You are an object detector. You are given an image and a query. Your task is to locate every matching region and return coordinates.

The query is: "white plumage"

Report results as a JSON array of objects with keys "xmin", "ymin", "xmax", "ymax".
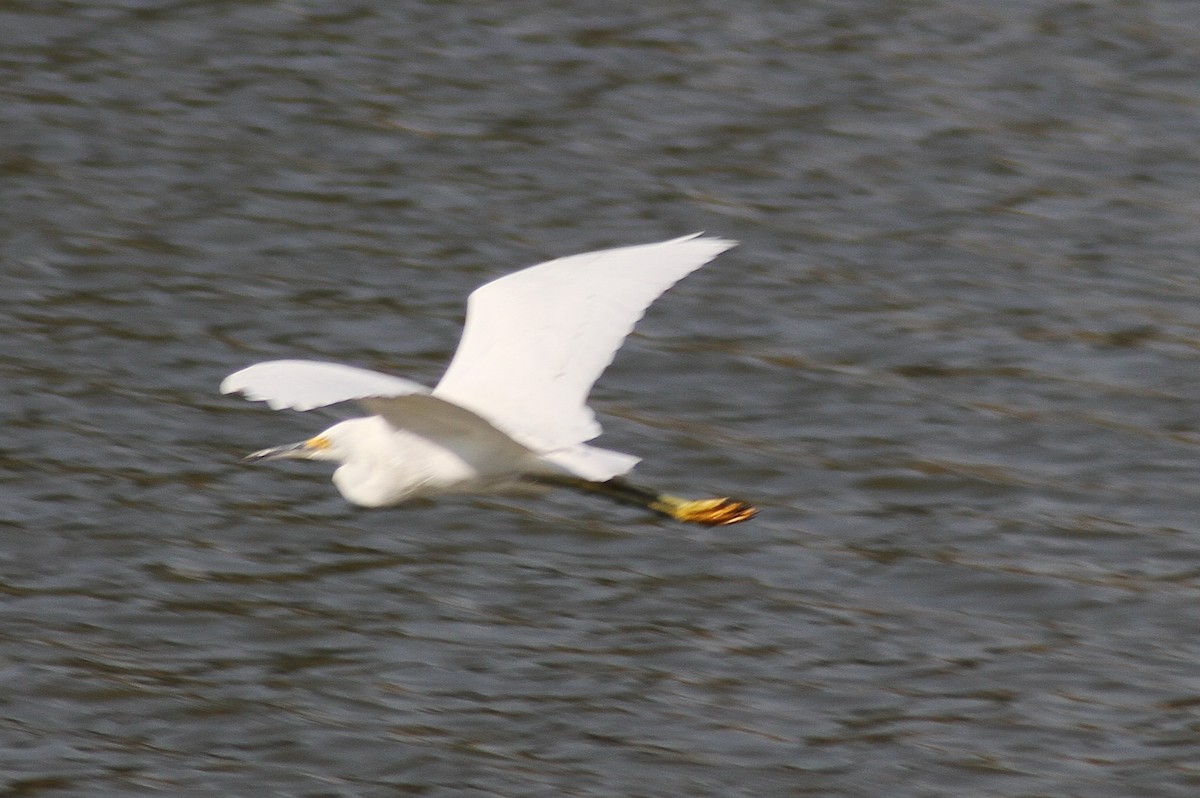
[{"xmin": 221, "ymin": 234, "xmax": 756, "ymax": 525}]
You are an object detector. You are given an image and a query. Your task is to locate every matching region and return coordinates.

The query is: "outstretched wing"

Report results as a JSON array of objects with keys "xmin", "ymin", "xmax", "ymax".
[
  {"xmin": 221, "ymin": 360, "xmax": 432, "ymax": 410},
  {"xmin": 433, "ymin": 234, "xmax": 736, "ymax": 452},
  {"xmin": 221, "ymin": 359, "xmax": 533, "ymax": 459}
]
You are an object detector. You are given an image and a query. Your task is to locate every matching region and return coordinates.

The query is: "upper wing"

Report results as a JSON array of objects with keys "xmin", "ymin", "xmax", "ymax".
[
  {"xmin": 433, "ymin": 234, "xmax": 736, "ymax": 452},
  {"xmin": 221, "ymin": 359, "xmax": 432, "ymax": 410}
]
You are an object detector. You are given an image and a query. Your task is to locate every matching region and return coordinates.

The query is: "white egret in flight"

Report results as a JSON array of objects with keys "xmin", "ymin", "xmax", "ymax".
[{"xmin": 221, "ymin": 234, "xmax": 756, "ymax": 525}]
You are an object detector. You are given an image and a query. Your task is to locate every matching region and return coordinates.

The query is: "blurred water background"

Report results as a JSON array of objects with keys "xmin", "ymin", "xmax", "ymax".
[{"xmin": 4, "ymin": 1, "xmax": 1200, "ymax": 795}]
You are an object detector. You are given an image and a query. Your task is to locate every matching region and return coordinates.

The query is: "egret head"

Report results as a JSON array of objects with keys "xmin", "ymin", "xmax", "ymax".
[
  {"xmin": 243, "ymin": 418, "xmax": 420, "ymax": 508},
  {"xmin": 243, "ymin": 420, "xmax": 363, "ymax": 464}
]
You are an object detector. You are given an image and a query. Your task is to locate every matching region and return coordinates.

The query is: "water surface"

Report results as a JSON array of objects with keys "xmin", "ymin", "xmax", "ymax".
[{"xmin": 3, "ymin": 1, "xmax": 1200, "ymax": 795}]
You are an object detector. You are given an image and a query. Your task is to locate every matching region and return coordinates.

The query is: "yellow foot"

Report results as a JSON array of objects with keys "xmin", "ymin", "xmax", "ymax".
[{"xmin": 653, "ymin": 496, "xmax": 758, "ymax": 526}]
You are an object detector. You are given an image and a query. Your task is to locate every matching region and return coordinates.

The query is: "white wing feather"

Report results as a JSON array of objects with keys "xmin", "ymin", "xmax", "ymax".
[
  {"xmin": 433, "ymin": 234, "xmax": 736, "ymax": 451},
  {"xmin": 220, "ymin": 360, "xmax": 432, "ymax": 411},
  {"xmin": 221, "ymin": 359, "xmax": 534, "ymax": 460},
  {"xmin": 220, "ymin": 234, "xmax": 735, "ymax": 477}
]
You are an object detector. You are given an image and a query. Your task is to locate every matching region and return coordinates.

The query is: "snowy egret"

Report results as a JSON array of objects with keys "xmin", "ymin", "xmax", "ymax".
[{"xmin": 221, "ymin": 234, "xmax": 756, "ymax": 525}]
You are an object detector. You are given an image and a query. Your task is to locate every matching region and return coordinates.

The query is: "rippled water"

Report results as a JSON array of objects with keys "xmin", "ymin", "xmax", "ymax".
[{"xmin": 4, "ymin": 1, "xmax": 1200, "ymax": 795}]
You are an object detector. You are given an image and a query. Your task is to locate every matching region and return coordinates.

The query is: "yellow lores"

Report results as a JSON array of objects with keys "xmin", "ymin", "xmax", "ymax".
[{"xmin": 223, "ymin": 235, "xmax": 757, "ymax": 526}]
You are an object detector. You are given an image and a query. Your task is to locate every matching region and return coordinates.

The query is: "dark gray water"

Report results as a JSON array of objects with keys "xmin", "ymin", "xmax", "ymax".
[{"xmin": 5, "ymin": 1, "xmax": 1200, "ymax": 795}]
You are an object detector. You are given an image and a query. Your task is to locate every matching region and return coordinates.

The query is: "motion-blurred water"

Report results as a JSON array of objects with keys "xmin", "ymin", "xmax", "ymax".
[{"xmin": 4, "ymin": 1, "xmax": 1200, "ymax": 795}]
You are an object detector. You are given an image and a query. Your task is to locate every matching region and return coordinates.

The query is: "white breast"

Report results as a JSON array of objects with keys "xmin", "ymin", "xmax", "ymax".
[{"xmin": 328, "ymin": 417, "xmax": 527, "ymax": 507}]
